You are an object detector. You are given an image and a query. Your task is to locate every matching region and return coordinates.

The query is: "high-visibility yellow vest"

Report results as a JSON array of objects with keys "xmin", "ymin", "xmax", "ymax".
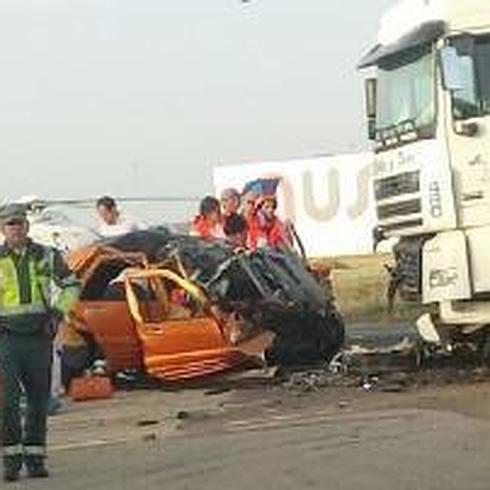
[
  {"xmin": 0, "ymin": 242, "xmax": 80, "ymax": 333},
  {"xmin": 0, "ymin": 253, "xmax": 46, "ymax": 317}
]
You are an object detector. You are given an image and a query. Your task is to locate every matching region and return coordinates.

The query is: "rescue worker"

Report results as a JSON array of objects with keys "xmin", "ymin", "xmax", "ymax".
[
  {"xmin": 190, "ymin": 196, "xmax": 224, "ymax": 240},
  {"xmin": 0, "ymin": 204, "xmax": 80, "ymax": 482},
  {"xmin": 220, "ymin": 188, "xmax": 241, "ymax": 217},
  {"xmin": 250, "ymin": 196, "xmax": 293, "ymax": 249}
]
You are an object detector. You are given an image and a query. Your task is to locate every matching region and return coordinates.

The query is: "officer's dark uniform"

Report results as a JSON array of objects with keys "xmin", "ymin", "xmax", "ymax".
[{"xmin": 0, "ymin": 205, "xmax": 80, "ymax": 481}]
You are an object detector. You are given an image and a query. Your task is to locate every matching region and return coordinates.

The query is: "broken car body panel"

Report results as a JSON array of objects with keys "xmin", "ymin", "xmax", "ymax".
[
  {"xmin": 62, "ymin": 230, "xmax": 344, "ymax": 382},
  {"xmin": 63, "ymin": 241, "xmax": 270, "ymax": 381},
  {"xmin": 124, "ymin": 269, "xmax": 252, "ymax": 381}
]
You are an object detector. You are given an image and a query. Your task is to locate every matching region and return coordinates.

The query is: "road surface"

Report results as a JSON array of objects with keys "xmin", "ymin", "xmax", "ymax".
[{"xmin": 11, "ymin": 374, "xmax": 490, "ymax": 490}]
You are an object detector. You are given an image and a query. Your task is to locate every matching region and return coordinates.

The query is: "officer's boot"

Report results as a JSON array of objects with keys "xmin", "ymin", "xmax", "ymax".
[
  {"xmin": 3, "ymin": 455, "xmax": 22, "ymax": 482},
  {"xmin": 25, "ymin": 455, "xmax": 49, "ymax": 479}
]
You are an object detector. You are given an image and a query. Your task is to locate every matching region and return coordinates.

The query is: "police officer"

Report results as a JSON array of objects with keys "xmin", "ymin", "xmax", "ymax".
[{"xmin": 0, "ymin": 204, "xmax": 80, "ymax": 482}]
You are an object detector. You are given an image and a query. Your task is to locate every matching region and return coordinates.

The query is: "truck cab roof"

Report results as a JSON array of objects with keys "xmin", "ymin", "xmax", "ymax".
[{"xmin": 359, "ymin": 0, "xmax": 490, "ymax": 69}]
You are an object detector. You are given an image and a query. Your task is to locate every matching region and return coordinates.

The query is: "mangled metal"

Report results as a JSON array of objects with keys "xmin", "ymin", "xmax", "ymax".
[
  {"xmin": 61, "ymin": 229, "xmax": 345, "ymax": 383},
  {"xmin": 202, "ymin": 247, "xmax": 345, "ymax": 366}
]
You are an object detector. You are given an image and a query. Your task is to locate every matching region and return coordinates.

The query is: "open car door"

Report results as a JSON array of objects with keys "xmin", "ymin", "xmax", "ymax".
[{"xmin": 124, "ymin": 269, "xmax": 250, "ymax": 381}]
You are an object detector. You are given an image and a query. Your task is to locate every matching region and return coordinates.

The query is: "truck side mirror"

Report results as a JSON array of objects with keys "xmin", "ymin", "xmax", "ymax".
[
  {"xmin": 365, "ymin": 78, "xmax": 377, "ymax": 140},
  {"xmin": 440, "ymin": 46, "xmax": 464, "ymax": 91}
]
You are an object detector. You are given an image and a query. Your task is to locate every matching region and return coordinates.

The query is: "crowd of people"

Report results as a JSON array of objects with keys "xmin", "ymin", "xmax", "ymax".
[
  {"xmin": 95, "ymin": 185, "xmax": 294, "ymax": 251},
  {"xmin": 189, "ymin": 187, "xmax": 293, "ymax": 250}
]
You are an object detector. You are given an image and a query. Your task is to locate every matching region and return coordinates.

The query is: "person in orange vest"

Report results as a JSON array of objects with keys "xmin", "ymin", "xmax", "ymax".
[
  {"xmin": 190, "ymin": 196, "xmax": 224, "ymax": 240},
  {"xmin": 253, "ymin": 196, "xmax": 293, "ymax": 249}
]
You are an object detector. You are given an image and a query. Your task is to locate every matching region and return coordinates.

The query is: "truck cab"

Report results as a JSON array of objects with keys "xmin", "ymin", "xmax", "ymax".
[{"xmin": 359, "ymin": 0, "xmax": 490, "ymax": 342}]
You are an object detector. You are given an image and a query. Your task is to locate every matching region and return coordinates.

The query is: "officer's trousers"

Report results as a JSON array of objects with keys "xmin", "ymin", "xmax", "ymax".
[{"xmin": 0, "ymin": 332, "xmax": 52, "ymax": 470}]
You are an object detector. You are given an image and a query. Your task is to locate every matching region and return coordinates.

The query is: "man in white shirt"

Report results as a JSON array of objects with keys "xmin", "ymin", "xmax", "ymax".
[{"xmin": 96, "ymin": 196, "xmax": 142, "ymax": 238}]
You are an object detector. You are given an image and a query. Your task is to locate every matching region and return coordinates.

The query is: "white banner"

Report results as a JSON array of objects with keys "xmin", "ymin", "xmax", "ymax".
[{"xmin": 213, "ymin": 153, "xmax": 376, "ymax": 257}]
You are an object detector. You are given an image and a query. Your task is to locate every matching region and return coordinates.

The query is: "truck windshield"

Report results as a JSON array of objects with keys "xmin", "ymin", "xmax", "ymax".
[
  {"xmin": 377, "ymin": 46, "xmax": 435, "ymax": 139},
  {"xmin": 451, "ymin": 35, "xmax": 490, "ymax": 120}
]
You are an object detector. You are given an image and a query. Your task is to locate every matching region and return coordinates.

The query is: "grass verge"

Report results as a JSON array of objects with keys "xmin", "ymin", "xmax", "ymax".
[{"xmin": 310, "ymin": 254, "xmax": 424, "ymax": 324}]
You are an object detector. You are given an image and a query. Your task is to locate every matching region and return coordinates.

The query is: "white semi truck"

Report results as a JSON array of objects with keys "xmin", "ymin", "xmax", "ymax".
[{"xmin": 359, "ymin": 0, "xmax": 490, "ymax": 346}]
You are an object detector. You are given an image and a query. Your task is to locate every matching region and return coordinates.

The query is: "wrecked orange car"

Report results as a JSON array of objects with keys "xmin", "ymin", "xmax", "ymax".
[
  {"xmin": 61, "ymin": 240, "xmax": 270, "ymax": 385},
  {"xmin": 60, "ymin": 230, "xmax": 344, "ymax": 385}
]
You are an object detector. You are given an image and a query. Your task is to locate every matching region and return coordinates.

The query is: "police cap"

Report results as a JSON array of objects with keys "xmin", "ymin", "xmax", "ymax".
[{"xmin": 0, "ymin": 204, "xmax": 28, "ymax": 226}]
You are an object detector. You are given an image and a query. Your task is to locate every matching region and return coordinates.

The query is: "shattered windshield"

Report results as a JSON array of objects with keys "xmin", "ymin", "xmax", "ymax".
[
  {"xmin": 377, "ymin": 46, "xmax": 435, "ymax": 138},
  {"xmin": 450, "ymin": 35, "xmax": 490, "ymax": 120}
]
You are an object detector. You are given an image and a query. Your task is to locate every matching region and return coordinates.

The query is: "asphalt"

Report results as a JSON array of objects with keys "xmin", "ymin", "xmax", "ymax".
[
  {"xmin": 7, "ymin": 320, "xmax": 490, "ymax": 490},
  {"xmin": 14, "ymin": 405, "xmax": 490, "ymax": 490}
]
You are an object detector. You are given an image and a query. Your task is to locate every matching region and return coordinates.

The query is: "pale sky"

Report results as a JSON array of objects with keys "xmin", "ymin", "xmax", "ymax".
[{"xmin": 0, "ymin": 0, "xmax": 395, "ymax": 204}]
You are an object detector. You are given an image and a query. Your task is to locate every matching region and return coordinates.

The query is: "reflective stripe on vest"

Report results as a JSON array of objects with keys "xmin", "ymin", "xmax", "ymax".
[
  {"xmin": 0, "ymin": 304, "xmax": 47, "ymax": 316},
  {"xmin": 3, "ymin": 445, "xmax": 23, "ymax": 456},
  {"xmin": 24, "ymin": 445, "xmax": 46, "ymax": 456}
]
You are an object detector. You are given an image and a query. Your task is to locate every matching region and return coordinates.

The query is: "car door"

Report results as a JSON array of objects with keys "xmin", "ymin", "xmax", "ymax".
[{"xmin": 124, "ymin": 269, "xmax": 248, "ymax": 381}]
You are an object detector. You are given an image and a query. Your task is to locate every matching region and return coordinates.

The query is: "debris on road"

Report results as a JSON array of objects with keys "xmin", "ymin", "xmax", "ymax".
[
  {"xmin": 278, "ymin": 333, "xmax": 490, "ymax": 395},
  {"xmin": 136, "ymin": 420, "xmax": 160, "ymax": 427},
  {"xmin": 176, "ymin": 411, "xmax": 190, "ymax": 421},
  {"xmin": 141, "ymin": 433, "xmax": 158, "ymax": 443}
]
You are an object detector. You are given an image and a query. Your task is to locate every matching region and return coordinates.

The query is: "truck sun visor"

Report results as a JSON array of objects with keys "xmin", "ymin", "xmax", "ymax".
[{"xmin": 358, "ymin": 20, "xmax": 447, "ymax": 69}]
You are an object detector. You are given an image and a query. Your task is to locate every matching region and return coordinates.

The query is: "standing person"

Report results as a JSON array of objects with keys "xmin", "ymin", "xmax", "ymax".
[
  {"xmin": 0, "ymin": 205, "xmax": 80, "ymax": 482},
  {"xmin": 240, "ymin": 190, "xmax": 258, "ymax": 220},
  {"xmin": 240, "ymin": 190, "xmax": 261, "ymax": 249},
  {"xmin": 220, "ymin": 188, "xmax": 241, "ymax": 218},
  {"xmin": 96, "ymin": 195, "xmax": 142, "ymax": 238},
  {"xmin": 190, "ymin": 196, "xmax": 224, "ymax": 240},
  {"xmin": 252, "ymin": 196, "xmax": 293, "ymax": 249}
]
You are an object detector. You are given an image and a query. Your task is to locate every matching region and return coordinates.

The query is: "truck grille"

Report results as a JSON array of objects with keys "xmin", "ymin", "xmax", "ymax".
[
  {"xmin": 374, "ymin": 171, "xmax": 420, "ymax": 200},
  {"xmin": 375, "ymin": 171, "xmax": 422, "ymax": 233},
  {"xmin": 382, "ymin": 219, "xmax": 424, "ymax": 233},
  {"xmin": 377, "ymin": 199, "xmax": 421, "ymax": 220}
]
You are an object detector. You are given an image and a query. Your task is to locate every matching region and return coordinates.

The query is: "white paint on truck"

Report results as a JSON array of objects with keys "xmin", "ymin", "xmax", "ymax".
[{"xmin": 360, "ymin": 0, "xmax": 490, "ymax": 333}]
